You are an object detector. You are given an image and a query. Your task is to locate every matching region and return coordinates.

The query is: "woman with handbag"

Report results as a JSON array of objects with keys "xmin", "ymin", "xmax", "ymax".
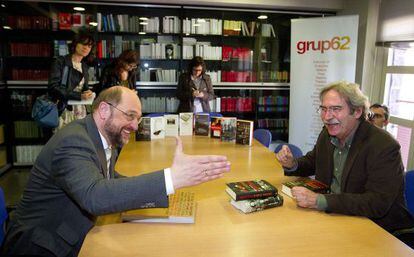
[
  {"xmin": 48, "ymin": 31, "xmax": 95, "ymax": 130},
  {"xmin": 97, "ymin": 49, "xmax": 138, "ymax": 95}
]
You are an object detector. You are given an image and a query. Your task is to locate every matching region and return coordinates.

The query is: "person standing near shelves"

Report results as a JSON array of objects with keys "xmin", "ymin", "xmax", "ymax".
[
  {"xmin": 176, "ymin": 56, "xmax": 215, "ymax": 113},
  {"xmin": 48, "ymin": 31, "xmax": 95, "ymax": 130},
  {"xmin": 97, "ymin": 49, "xmax": 138, "ymax": 95}
]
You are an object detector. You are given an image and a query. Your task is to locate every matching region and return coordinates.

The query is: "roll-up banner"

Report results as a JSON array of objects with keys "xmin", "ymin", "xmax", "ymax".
[{"xmin": 289, "ymin": 15, "xmax": 359, "ymax": 153}]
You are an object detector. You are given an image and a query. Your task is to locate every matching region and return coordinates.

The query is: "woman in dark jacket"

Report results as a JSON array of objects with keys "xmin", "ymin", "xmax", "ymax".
[
  {"xmin": 176, "ymin": 56, "xmax": 214, "ymax": 113},
  {"xmin": 48, "ymin": 31, "xmax": 95, "ymax": 129},
  {"xmin": 98, "ymin": 49, "xmax": 138, "ymax": 95}
]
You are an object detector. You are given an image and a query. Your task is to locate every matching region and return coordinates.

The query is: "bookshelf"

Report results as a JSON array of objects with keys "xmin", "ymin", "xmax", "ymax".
[{"xmin": 0, "ymin": 1, "xmax": 329, "ymax": 167}]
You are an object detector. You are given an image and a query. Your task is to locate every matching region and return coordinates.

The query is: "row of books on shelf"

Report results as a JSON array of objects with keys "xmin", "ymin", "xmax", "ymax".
[
  {"xmin": 9, "ymin": 43, "xmax": 52, "ymax": 57},
  {"xmin": 14, "ymin": 145, "xmax": 43, "ymax": 164},
  {"xmin": 257, "ymin": 96, "xmax": 289, "ymax": 106},
  {"xmin": 96, "ymin": 37, "xmax": 137, "ymax": 59},
  {"xmin": 140, "ymin": 69, "xmax": 177, "ymax": 83},
  {"xmin": 223, "ymin": 21, "xmax": 276, "ymax": 38},
  {"xmin": 14, "ymin": 121, "xmax": 43, "ymax": 139},
  {"xmin": 10, "ymin": 91, "xmax": 35, "ymax": 112},
  {"xmin": 182, "ymin": 45, "xmax": 222, "ymax": 61},
  {"xmin": 257, "ymin": 118, "xmax": 288, "ymax": 128},
  {"xmin": 136, "ymin": 113, "xmax": 255, "ymax": 146},
  {"xmin": 220, "ymin": 97, "xmax": 254, "ymax": 112},
  {"xmin": 257, "ymin": 106, "xmax": 289, "ymax": 112},
  {"xmin": 140, "ymin": 97, "xmax": 179, "ymax": 114},
  {"xmin": 222, "ymin": 46, "xmax": 252, "ymax": 61},
  {"xmin": 259, "ymin": 71, "xmax": 289, "ymax": 83},
  {"xmin": 182, "ymin": 18, "xmax": 222, "ymax": 35},
  {"xmin": 11, "ymin": 69, "xmax": 48, "ymax": 81},
  {"xmin": 6, "ymin": 16, "xmax": 50, "ymax": 30},
  {"xmin": 96, "ymin": 14, "xmax": 159, "ymax": 33},
  {"xmin": 140, "ymin": 43, "xmax": 181, "ymax": 60}
]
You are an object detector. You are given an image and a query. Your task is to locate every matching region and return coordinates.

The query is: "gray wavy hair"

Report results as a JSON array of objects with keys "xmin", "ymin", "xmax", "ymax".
[{"xmin": 320, "ymin": 81, "xmax": 369, "ymax": 121}]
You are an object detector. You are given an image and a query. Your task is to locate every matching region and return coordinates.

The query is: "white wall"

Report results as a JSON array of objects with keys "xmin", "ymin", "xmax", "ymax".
[{"xmin": 337, "ymin": 0, "xmax": 381, "ymax": 103}]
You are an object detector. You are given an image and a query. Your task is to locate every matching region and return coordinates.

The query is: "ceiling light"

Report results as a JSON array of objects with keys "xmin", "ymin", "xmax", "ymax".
[
  {"xmin": 1, "ymin": 4, "xmax": 6, "ymax": 8},
  {"xmin": 139, "ymin": 32, "xmax": 146, "ymax": 35},
  {"xmin": 143, "ymin": 63, "xmax": 149, "ymax": 68},
  {"xmin": 89, "ymin": 22, "xmax": 98, "ymax": 26},
  {"xmin": 139, "ymin": 22, "xmax": 148, "ymax": 25},
  {"xmin": 139, "ymin": 17, "xmax": 149, "ymax": 21},
  {"xmin": 3, "ymin": 26, "xmax": 11, "ymax": 30},
  {"xmin": 258, "ymin": 15, "xmax": 268, "ymax": 20},
  {"xmin": 73, "ymin": 7, "xmax": 85, "ymax": 11}
]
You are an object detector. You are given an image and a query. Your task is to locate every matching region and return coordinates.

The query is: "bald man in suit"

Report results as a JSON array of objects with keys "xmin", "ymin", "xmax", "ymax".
[{"xmin": 2, "ymin": 87, "xmax": 230, "ymax": 256}]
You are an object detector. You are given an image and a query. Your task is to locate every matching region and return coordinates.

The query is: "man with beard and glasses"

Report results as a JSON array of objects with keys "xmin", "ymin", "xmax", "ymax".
[
  {"xmin": 275, "ymin": 81, "xmax": 414, "ymax": 249},
  {"xmin": 1, "ymin": 86, "xmax": 231, "ymax": 256}
]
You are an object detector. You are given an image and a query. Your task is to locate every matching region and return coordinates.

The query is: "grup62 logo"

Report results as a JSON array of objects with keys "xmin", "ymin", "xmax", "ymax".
[{"xmin": 296, "ymin": 36, "xmax": 351, "ymax": 54}]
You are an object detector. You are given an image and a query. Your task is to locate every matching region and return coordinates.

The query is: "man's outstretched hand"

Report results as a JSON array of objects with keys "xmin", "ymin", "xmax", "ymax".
[{"xmin": 170, "ymin": 137, "xmax": 231, "ymax": 189}]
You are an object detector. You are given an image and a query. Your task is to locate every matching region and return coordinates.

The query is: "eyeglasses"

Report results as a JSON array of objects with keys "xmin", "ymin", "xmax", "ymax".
[
  {"xmin": 368, "ymin": 113, "xmax": 384, "ymax": 120},
  {"xmin": 317, "ymin": 105, "xmax": 343, "ymax": 115},
  {"xmin": 105, "ymin": 101, "xmax": 142, "ymax": 124}
]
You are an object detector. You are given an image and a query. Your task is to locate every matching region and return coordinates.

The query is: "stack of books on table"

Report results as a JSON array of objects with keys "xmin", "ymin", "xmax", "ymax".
[{"xmin": 225, "ymin": 179, "xmax": 283, "ymax": 214}]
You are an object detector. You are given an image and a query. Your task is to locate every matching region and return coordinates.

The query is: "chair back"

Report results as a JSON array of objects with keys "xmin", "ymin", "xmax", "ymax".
[
  {"xmin": 0, "ymin": 187, "xmax": 7, "ymax": 245},
  {"xmin": 253, "ymin": 129, "xmax": 272, "ymax": 148},
  {"xmin": 144, "ymin": 113, "xmax": 165, "ymax": 117},
  {"xmin": 405, "ymin": 170, "xmax": 414, "ymax": 215},
  {"xmin": 274, "ymin": 143, "xmax": 303, "ymax": 158},
  {"xmin": 209, "ymin": 112, "xmax": 223, "ymax": 117}
]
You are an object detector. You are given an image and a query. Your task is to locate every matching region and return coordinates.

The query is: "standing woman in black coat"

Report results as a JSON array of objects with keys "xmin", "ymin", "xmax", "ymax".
[
  {"xmin": 48, "ymin": 31, "xmax": 95, "ymax": 130},
  {"xmin": 176, "ymin": 56, "xmax": 214, "ymax": 113},
  {"xmin": 98, "ymin": 49, "xmax": 138, "ymax": 95}
]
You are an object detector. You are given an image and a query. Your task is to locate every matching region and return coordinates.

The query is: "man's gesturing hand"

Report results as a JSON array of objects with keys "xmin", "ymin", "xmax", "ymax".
[{"xmin": 171, "ymin": 137, "xmax": 231, "ymax": 190}]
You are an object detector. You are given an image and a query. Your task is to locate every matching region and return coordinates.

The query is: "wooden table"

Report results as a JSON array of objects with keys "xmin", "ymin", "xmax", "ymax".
[{"xmin": 79, "ymin": 137, "xmax": 414, "ymax": 257}]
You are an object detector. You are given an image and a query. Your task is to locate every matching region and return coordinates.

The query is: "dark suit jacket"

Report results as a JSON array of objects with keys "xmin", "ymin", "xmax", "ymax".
[
  {"xmin": 287, "ymin": 120, "xmax": 414, "ymax": 233},
  {"xmin": 176, "ymin": 73, "xmax": 214, "ymax": 113},
  {"xmin": 2, "ymin": 115, "xmax": 168, "ymax": 256}
]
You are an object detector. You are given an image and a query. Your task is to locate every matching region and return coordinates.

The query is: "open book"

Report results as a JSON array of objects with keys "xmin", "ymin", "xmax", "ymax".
[
  {"xmin": 122, "ymin": 191, "xmax": 196, "ymax": 223},
  {"xmin": 67, "ymin": 92, "xmax": 96, "ymax": 105}
]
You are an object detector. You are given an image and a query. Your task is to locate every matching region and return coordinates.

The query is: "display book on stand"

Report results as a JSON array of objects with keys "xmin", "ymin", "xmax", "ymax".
[
  {"xmin": 135, "ymin": 112, "xmax": 254, "ymax": 146},
  {"xmin": 226, "ymin": 180, "xmax": 283, "ymax": 214}
]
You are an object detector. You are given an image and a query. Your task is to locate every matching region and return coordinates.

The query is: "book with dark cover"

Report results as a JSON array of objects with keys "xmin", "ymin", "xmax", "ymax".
[
  {"xmin": 230, "ymin": 194, "xmax": 283, "ymax": 214},
  {"xmin": 226, "ymin": 180, "xmax": 277, "ymax": 201},
  {"xmin": 122, "ymin": 192, "xmax": 196, "ymax": 224},
  {"xmin": 282, "ymin": 178, "xmax": 330, "ymax": 198},
  {"xmin": 236, "ymin": 119, "xmax": 254, "ymax": 146},
  {"xmin": 221, "ymin": 117, "xmax": 237, "ymax": 142},
  {"xmin": 194, "ymin": 113, "xmax": 210, "ymax": 136},
  {"xmin": 210, "ymin": 116, "xmax": 222, "ymax": 138},
  {"xmin": 135, "ymin": 117, "xmax": 151, "ymax": 141}
]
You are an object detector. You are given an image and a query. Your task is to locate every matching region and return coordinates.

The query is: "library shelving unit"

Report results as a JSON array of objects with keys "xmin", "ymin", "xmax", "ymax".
[{"xmin": 0, "ymin": 1, "xmax": 331, "ymax": 167}]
